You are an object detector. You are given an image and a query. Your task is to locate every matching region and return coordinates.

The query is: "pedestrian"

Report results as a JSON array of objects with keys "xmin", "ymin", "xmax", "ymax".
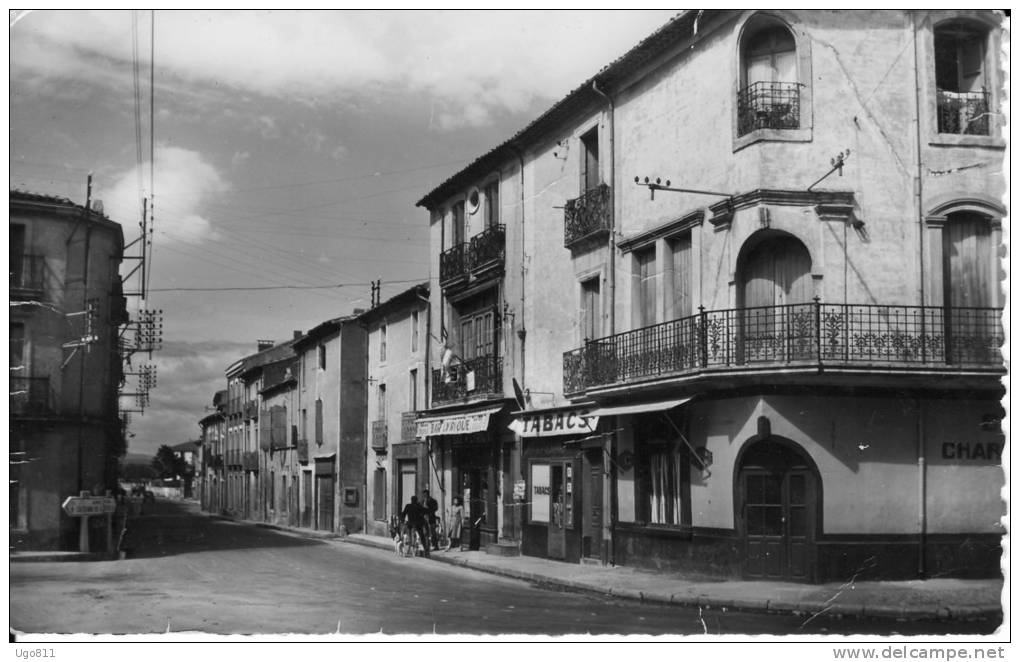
[
  {"xmin": 400, "ymin": 495, "xmax": 429, "ymax": 558},
  {"xmin": 422, "ymin": 489, "xmax": 439, "ymax": 550},
  {"xmin": 446, "ymin": 495, "xmax": 464, "ymax": 551}
]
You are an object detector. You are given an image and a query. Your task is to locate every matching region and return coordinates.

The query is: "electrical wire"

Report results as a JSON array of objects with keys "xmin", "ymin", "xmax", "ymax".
[{"xmin": 148, "ymin": 278, "xmax": 425, "ymax": 293}]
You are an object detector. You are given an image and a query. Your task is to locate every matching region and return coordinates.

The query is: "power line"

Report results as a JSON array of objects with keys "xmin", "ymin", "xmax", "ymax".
[{"xmin": 148, "ymin": 278, "xmax": 426, "ymax": 293}]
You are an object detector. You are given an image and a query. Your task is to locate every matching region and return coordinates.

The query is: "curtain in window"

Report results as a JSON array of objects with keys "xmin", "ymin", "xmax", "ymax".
[
  {"xmin": 649, "ymin": 451, "xmax": 683, "ymax": 525},
  {"xmin": 670, "ymin": 234, "xmax": 692, "ymax": 320}
]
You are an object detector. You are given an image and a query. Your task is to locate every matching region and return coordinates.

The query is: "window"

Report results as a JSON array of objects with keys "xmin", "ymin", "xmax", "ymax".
[
  {"xmin": 318, "ymin": 344, "xmax": 326, "ymax": 370},
  {"xmin": 373, "ymin": 468, "xmax": 387, "ymax": 521},
  {"xmin": 580, "ymin": 127, "xmax": 600, "ymax": 192},
  {"xmin": 738, "ymin": 23, "xmax": 799, "ymax": 136},
  {"xmin": 635, "ymin": 414, "xmax": 690, "ymax": 527},
  {"xmin": 668, "ymin": 233, "xmax": 693, "ymax": 320},
  {"xmin": 634, "ymin": 247, "xmax": 657, "ymax": 328},
  {"xmin": 411, "ymin": 310, "xmax": 420, "ymax": 353},
  {"xmin": 935, "ymin": 23, "xmax": 990, "ymax": 135},
  {"xmin": 10, "ymin": 323, "xmax": 25, "ymax": 369},
  {"xmin": 580, "ymin": 277, "xmax": 601, "ymax": 342},
  {"xmin": 409, "ymin": 369, "xmax": 418, "ymax": 410},
  {"xmin": 380, "ymin": 324, "xmax": 387, "ymax": 362},
  {"xmin": 10, "ymin": 224, "xmax": 25, "ymax": 287},
  {"xmin": 378, "ymin": 383, "xmax": 387, "ymax": 420},
  {"xmin": 314, "ymin": 399, "xmax": 323, "ymax": 446},
  {"xmin": 943, "ymin": 212, "xmax": 995, "ymax": 307},
  {"xmin": 452, "ymin": 201, "xmax": 465, "ymax": 245},
  {"xmin": 301, "ymin": 408, "xmax": 307, "ymax": 441},
  {"xmin": 484, "ymin": 181, "xmax": 500, "ymax": 228},
  {"xmin": 456, "ymin": 291, "xmax": 498, "ymax": 362}
]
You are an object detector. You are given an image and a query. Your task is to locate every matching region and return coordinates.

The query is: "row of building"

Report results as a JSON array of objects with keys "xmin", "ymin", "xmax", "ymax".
[{"xmin": 194, "ymin": 10, "xmax": 1006, "ymax": 582}]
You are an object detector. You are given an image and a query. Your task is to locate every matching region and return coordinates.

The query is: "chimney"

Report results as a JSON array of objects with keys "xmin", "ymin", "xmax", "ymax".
[
  {"xmin": 257, "ymin": 340, "xmax": 274, "ymax": 352},
  {"xmin": 293, "ymin": 330, "xmax": 302, "ymax": 340},
  {"xmin": 353, "ymin": 308, "xmax": 366, "ymax": 315}
]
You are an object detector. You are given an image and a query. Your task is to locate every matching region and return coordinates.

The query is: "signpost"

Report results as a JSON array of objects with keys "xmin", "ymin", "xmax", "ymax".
[{"xmin": 62, "ymin": 491, "xmax": 117, "ymax": 553}]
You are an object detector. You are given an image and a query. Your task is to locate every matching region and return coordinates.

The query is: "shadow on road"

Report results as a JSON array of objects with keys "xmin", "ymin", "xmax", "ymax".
[{"xmin": 122, "ymin": 499, "xmax": 327, "ymax": 559}]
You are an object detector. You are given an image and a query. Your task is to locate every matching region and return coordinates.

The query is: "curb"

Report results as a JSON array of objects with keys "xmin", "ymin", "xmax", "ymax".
[
  {"xmin": 337, "ymin": 536, "xmax": 1001, "ymax": 623},
  {"xmin": 10, "ymin": 551, "xmax": 120, "ymax": 563}
]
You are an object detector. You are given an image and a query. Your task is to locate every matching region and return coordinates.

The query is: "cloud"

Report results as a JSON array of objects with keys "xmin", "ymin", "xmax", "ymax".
[
  {"xmin": 10, "ymin": 10, "xmax": 677, "ymax": 129},
  {"xmin": 100, "ymin": 145, "xmax": 227, "ymax": 243}
]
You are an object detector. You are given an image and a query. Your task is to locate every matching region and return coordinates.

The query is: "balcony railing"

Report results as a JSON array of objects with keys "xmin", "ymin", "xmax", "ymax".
[
  {"xmin": 468, "ymin": 224, "xmax": 505, "ymax": 275},
  {"xmin": 737, "ymin": 81, "xmax": 801, "ymax": 136},
  {"xmin": 937, "ymin": 89, "xmax": 990, "ymax": 135},
  {"xmin": 431, "ymin": 354, "xmax": 503, "ymax": 406},
  {"xmin": 440, "ymin": 243, "xmax": 468, "ymax": 287},
  {"xmin": 563, "ymin": 302, "xmax": 1004, "ymax": 395},
  {"xmin": 401, "ymin": 411, "xmax": 418, "ymax": 442},
  {"xmin": 10, "ymin": 376, "xmax": 53, "ymax": 415},
  {"xmin": 371, "ymin": 419, "xmax": 388, "ymax": 452},
  {"xmin": 9, "ymin": 254, "xmax": 46, "ymax": 300},
  {"xmin": 564, "ymin": 184, "xmax": 611, "ymax": 248},
  {"xmin": 439, "ymin": 225, "xmax": 506, "ymax": 289}
]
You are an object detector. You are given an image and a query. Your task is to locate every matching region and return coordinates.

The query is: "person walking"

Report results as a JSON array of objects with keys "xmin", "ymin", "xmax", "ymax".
[
  {"xmin": 400, "ymin": 495, "xmax": 429, "ymax": 558},
  {"xmin": 446, "ymin": 495, "xmax": 464, "ymax": 551},
  {"xmin": 422, "ymin": 489, "xmax": 439, "ymax": 551}
]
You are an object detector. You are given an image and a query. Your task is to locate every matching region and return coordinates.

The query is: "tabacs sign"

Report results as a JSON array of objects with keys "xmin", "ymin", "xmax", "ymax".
[{"xmin": 509, "ymin": 408, "xmax": 599, "ymax": 438}]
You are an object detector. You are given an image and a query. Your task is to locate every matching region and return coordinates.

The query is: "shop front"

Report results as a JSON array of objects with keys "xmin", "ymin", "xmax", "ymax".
[
  {"xmin": 512, "ymin": 405, "xmax": 608, "ymax": 564},
  {"xmin": 416, "ymin": 403, "xmax": 512, "ymax": 550}
]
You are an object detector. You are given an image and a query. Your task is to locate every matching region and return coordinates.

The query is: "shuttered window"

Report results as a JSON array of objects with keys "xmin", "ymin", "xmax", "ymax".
[
  {"xmin": 944, "ymin": 212, "xmax": 994, "ymax": 307},
  {"xmin": 635, "ymin": 247, "xmax": 657, "ymax": 328},
  {"xmin": 580, "ymin": 127, "xmax": 600, "ymax": 192},
  {"xmin": 580, "ymin": 277, "xmax": 601, "ymax": 342},
  {"xmin": 314, "ymin": 398, "xmax": 323, "ymax": 446},
  {"xmin": 271, "ymin": 405, "xmax": 288, "ymax": 448},
  {"xmin": 373, "ymin": 468, "xmax": 386, "ymax": 521},
  {"xmin": 484, "ymin": 181, "xmax": 500, "ymax": 228},
  {"xmin": 669, "ymin": 233, "xmax": 692, "ymax": 320},
  {"xmin": 259, "ymin": 409, "xmax": 272, "ymax": 451}
]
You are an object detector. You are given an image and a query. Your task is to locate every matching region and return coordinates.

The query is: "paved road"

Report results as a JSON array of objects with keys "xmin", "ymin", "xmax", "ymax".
[{"xmin": 10, "ymin": 501, "xmax": 996, "ymax": 636}]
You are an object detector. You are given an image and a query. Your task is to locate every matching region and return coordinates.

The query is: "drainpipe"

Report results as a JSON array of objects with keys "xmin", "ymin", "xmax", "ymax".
[
  {"xmin": 591, "ymin": 79, "xmax": 616, "ymax": 565},
  {"xmin": 917, "ymin": 398, "xmax": 927, "ymax": 578},
  {"xmin": 509, "ymin": 143, "xmax": 526, "ymax": 547},
  {"xmin": 911, "ymin": 13, "xmax": 926, "ymax": 310}
]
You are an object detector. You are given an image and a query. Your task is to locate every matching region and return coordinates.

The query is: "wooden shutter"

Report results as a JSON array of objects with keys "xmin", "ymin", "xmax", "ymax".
[
  {"xmin": 259, "ymin": 409, "xmax": 272, "ymax": 451},
  {"xmin": 314, "ymin": 398, "xmax": 323, "ymax": 446},
  {"xmin": 271, "ymin": 405, "xmax": 287, "ymax": 449},
  {"xmin": 670, "ymin": 234, "xmax": 692, "ymax": 319},
  {"xmin": 636, "ymin": 248, "xmax": 657, "ymax": 327},
  {"xmin": 945, "ymin": 213, "xmax": 992, "ymax": 307}
]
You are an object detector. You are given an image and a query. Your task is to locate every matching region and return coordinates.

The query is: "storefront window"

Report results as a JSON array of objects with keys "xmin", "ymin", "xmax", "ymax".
[
  {"xmin": 636, "ymin": 413, "xmax": 691, "ymax": 527},
  {"xmin": 530, "ymin": 463, "xmax": 550, "ymax": 523}
]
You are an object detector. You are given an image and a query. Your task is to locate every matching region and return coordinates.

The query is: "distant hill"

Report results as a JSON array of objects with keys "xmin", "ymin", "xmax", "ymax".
[{"xmin": 122, "ymin": 452, "xmax": 154, "ymax": 466}]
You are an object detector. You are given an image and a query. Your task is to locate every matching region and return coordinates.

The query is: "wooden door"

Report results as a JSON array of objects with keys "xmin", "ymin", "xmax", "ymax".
[
  {"xmin": 739, "ymin": 235, "xmax": 812, "ymax": 363},
  {"xmin": 582, "ymin": 452, "xmax": 603, "ymax": 560},
  {"xmin": 302, "ymin": 471, "xmax": 312, "ymax": 528},
  {"xmin": 316, "ymin": 474, "xmax": 335, "ymax": 532},
  {"xmin": 742, "ymin": 463, "xmax": 815, "ymax": 581}
]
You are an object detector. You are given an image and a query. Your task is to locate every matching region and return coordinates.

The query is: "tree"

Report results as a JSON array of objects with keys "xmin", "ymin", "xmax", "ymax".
[{"xmin": 151, "ymin": 444, "xmax": 186, "ymax": 480}]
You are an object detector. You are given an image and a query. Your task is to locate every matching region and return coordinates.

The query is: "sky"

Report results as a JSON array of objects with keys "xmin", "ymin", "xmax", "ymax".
[{"xmin": 9, "ymin": 9, "xmax": 679, "ymax": 459}]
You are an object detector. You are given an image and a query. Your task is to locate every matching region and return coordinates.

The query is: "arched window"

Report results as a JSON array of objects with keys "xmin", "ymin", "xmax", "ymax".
[
  {"xmin": 934, "ymin": 22, "xmax": 991, "ymax": 135},
  {"xmin": 738, "ymin": 23, "xmax": 800, "ymax": 136},
  {"xmin": 942, "ymin": 211, "xmax": 994, "ymax": 307}
]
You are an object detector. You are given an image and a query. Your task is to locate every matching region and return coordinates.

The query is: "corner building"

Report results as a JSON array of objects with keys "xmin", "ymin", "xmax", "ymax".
[{"xmin": 419, "ymin": 10, "xmax": 1005, "ymax": 580}]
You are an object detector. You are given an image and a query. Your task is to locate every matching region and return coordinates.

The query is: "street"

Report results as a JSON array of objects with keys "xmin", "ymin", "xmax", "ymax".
[{"xmin": 10, "ymin": 501, "xmax": 997, "ymax": 637}]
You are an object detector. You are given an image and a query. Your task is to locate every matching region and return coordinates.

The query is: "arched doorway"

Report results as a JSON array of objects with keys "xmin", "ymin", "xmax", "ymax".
[
  {"xmin": 737, "ymin": 232, "xmax": 813, "ymax": 363},
  {"xmin": 736, "ymin": 437, "xmax": 818, "ymax": 581}
]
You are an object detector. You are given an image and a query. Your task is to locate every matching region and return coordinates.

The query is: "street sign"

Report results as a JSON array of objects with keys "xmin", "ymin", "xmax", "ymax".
[{"xmin": 62, "ymin": 495, "xmax": 117, "ymax": 517}]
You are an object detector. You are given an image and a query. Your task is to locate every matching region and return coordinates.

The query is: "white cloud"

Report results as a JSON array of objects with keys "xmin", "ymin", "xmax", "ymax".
[
  {"xmin": 101, "ymin": 145, "xmax": 227, "ymax": 244},
  {"xmin": 10, "ymin": 9, "xmax": 677, "ymax": 129}
]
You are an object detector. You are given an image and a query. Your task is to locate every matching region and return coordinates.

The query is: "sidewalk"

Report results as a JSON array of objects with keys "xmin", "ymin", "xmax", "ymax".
[{"xmin": 339, "ymin": 533, "xmax": 1003, "ymax": 623}]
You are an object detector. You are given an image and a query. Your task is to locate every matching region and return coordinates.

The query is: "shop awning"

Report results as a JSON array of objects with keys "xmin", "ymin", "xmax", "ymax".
[
  {"xmin": 415, "ymin": 405, "xmax": 505, "ymax": 438},
  {"xmin": 588, "ymin": 397, "xmax": 691, "ymax": 418},
  {"xmin": 508, "ymin": 405, "xmax": 600, "ymax": 438}
]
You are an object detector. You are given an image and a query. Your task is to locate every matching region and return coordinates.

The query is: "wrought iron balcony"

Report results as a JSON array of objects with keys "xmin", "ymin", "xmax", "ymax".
[
  {"xmin": 468, "ymin": 224, "xmax": 505, "ymax": 276},
  {"xmin": 937, "ymin": 89, "xmax": 990, "ymax": 135},
  {"xmin": 563, "ymin": 302, "xmax": 1004, "ymax": 396},
  {"xmin": 737, "ymin": 81, "xmax": 801, "ymax": 136},
  {"xmin": 371, "ymin": 419, "xmax": 388, "ymax": 452},
  {"xmin": 440, "ymin": 243, "xmax": 468, "ymax": 287},
  {"xmin": 10, "ymin": 376, "xmax": 53, "ymax": 416},
  {"xmin": 431, "ymin": 354, "xmax": 503, "ymax": 406},
  {"xmin": 564, "ymin": 184, "xmax": 611, "ymax": 248},
  {"xmin": 9, "ymin": 254, "xmax": 46, "ymax": 300},
  {"xmin": 401, "ymin": 411, "xmax": 418, "ymax": 442}
]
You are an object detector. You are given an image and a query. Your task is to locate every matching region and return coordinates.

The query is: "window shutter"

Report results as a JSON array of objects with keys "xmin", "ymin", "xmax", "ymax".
[
  {"xmin": 271, "ymin": 405, "xmax": 287, "ymax": 449},
  {"xmin": 259, "ymin": 409, "xmax": 272, "ymax": 451},
  {"xmin": 314, "ymin": 398, "xmax": 324, "ymax": 446}
]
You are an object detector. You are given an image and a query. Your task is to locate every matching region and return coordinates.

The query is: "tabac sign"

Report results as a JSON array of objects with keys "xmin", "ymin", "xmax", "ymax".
[{"xmin": 509, "ymin": 408, "xmax": 599, "ymax": 438}]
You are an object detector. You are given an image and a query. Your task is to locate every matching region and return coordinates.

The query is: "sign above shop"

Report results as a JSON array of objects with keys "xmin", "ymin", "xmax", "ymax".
[
  {"xmin": 416, "ymin": 406, "xmax": 503, "ymax": 438},
  {"xmin": 508, "ymin": 407, "xmax": 599, "ymax": 438}
]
